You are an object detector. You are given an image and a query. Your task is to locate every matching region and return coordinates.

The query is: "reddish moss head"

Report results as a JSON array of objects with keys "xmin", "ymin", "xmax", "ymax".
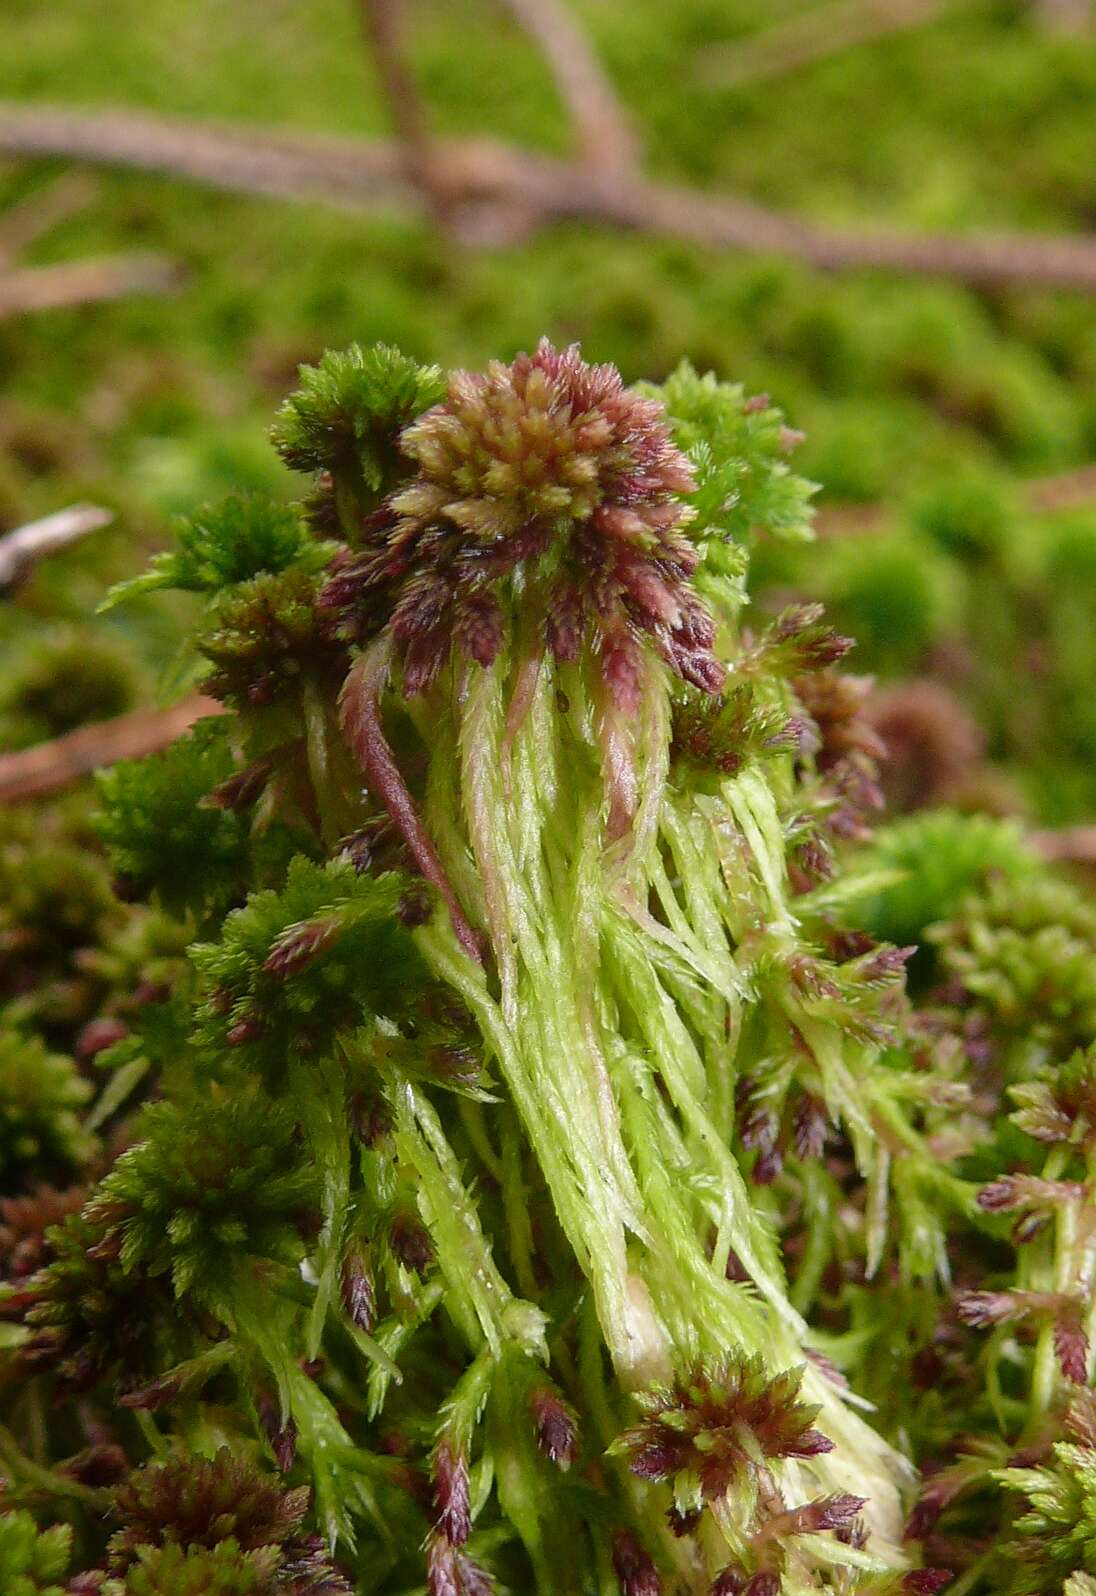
[
  {"xmin": 322, "ymin": 339, "xmax": 723, "ymax": 709},
  {"xmin": 107, "ymin": 1449, "xmax": 312, "ymax": 1569},
  {"xmin": 614, "ymin": 1354, "xmax": 833, "ymax": 1505}
]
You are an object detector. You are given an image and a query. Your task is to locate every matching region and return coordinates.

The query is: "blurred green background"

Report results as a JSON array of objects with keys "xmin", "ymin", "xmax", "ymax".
[{"xmin": 2, "ymin": 0, "xmax": 1095, "ymax": 819}]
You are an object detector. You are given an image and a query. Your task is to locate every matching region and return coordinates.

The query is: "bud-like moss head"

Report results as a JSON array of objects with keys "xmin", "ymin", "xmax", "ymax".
[{"xmin": 323, "ymin": 339, "xmax": 724, "ymax": 709}]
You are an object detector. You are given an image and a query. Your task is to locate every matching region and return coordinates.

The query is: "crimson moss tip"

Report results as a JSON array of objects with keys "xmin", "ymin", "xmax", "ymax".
[
  {"xmin": 320, "ymin": 337, "xmax": 723, "ymax": 708},
  {"xmin": 615, "ymin": 1355, "xmax": 833, "ymax": 1503}
]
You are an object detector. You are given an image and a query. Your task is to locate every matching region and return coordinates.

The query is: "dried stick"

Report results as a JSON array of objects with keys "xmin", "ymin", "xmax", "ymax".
[
  {"xmin": 0, "ymin": 104, "xmax": 411, "ymax": 210},
  {"xmin": 5, "ymin": 103, "xmax": 1096, "ymax": 293},
  {"xmin": 0, "ymin": 252, "xmax": 184, "ymax": 319},
  {"xmin": 623, "ymin": 170, "xmax": 1096, "ymax": 291},
  {"xmin": 0, "ymin": 696, "xmax": 221, "ymax": 805},
  {"xmin": 0, "ymin": 504, "xmax": 114, "ymax": 590},
  {"xmin": 0, "ymin": 171, "xmax": 98, "ymax": 267},
  {"xmin": 700, "ymin": 0, "xmax": 954, "ymax": 90},
  {"xmin": 1024, "ymin": 463, "xmax": 1096, "ymax": 514},
  {"xmin": 1030, "ymin": 826, "xmax": 1096, "ymax": 865},
  {"xmin": 815, "ymin": 462, "xmax": 1096, "ymax": 539},
  {"xmin": 1033, "ymin": 0, "xmax": 1091, "ymax": 31},
  {"xmin": 358, "ymin": 0, "xmax": 452, "ymax": 218},
  {"xmin": 497, "ymin": 0, "xmax": 638, "ymax": 176},
  {"xmin": 813, "ymin": 502, "xmax": 889, "ymax": 539}
]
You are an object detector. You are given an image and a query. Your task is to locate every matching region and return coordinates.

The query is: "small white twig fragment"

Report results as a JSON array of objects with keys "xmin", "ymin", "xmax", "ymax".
[{"xmin": 0, "ymin": 503, "xmax": 114, "ymax": 590}]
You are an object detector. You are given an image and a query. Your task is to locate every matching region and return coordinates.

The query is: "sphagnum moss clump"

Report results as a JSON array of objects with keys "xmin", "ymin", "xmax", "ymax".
[{"xmin": 3, "ymin": 339, "xmax": 1093, "ymax": 1595}]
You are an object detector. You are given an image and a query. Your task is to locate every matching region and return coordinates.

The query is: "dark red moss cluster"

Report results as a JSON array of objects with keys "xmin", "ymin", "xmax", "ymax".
[
  {"xmin": 320, "ymin": 338, "xmax": 724, "ymax": 708},
  {"xmin": 615, "ymin": 1354, "xmax": 833, "ymax": 1502}
]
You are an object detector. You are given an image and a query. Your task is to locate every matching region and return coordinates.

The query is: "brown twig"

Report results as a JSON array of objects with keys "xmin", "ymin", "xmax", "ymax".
[
  {"xmin": 0, "ymin": 696, "xmax": 222, "ymax": 805},
  {"xmin": 0, "ymin": 170, "xmax": 98, "ymax": 267},
  {"xmin": 813, "ymin": 502, "xmax": 889, "ymax": 538},
  {"xmin": 0, "ymin": 104, "xmax": 410, "ymax": 207},
  {"xmin": 0, "ymin": 504, "xmax": 114, "ymax": 591},
  {"xmin": 699, "ymin": 0, "xmax": 955, "ymax": 91},
  {"xmin": 357, "ymin": 0, "xmax": 453, "ymax": 221},
  {"xmin": 1033, "ymin": 0, "xmax": 1091, "ymax": 32},
  {"xmin": 5, "ymin": 105, "xmax": 1096, "ymax": 292},
  {"xmin": 815, "ymin": 462, "xmax": 1096, "ymax": 539},
  {"xmin": 1030, "ymin": 826, "xmax": 1096, "ymax": 865},
  {"xmin": 0, "ymin": 251, "xmax": 184, "ymax": 318},
  {"xmin": 497, "ymin": 0, "xmax": 638, "ymax": 177},
  {"xmin": 1023, "ymin": 464, "xmax": 1096, "ymax": 514}
]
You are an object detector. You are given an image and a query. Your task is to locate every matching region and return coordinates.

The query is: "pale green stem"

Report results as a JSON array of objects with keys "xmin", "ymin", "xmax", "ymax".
[
  {"xmin": 0, "ymin": 1421, "xmax": 109, "ymax": 1510},
  {"xmin": 415, "ymin": 921, "xmax": 651, "ymax": 1379},
  {"xmin": 501, "ymin": 1113, "xmax": 541, "ymax": 1303},
  {"xmin": 392, "ymin": 1078, "xmax": 546, "ymax": 1360},
  {"xmin": 1030, "ymin": 1144, "xmax": 1068, "ymax": 1422},
  {"xmin": 301, "ymin": 677, "xmax": 343, "ymax": 849}
]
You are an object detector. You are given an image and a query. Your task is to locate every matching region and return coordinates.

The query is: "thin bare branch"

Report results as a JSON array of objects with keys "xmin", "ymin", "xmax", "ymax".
[
  {"xmin": 5, "ymin": 105, "xmax": 1096, "ymax": 292},
  {"xmin": 358, "ymin": 0, "xmax": 452, "ymax": 218},
  {"xmin": 1030, "ymin": 826, "xmax": 1096, "ymax": 865},
  {"xmin": 0, "ymin": 696, "xmax": 222, "ymax": 805},
  {"xmin": 814, "ymin": 502, "xmax": 888, "ymax": 539},
  {"xmin": 699, "ymin": 0, "xmax": 955, "ymax": 91},
  {"xmin": 619, "ymin": 169, "xmax": 1096, "ymax": 291},
  {"xmin": 497, "ymin": 0, "xmax": 638, "ymax": 176},
  {"xmin": 0, "ymin": 170, "xmax": 98, "ymax": 268},
  {"xmin": 1024, "ymin": 463, "xmax": 1096, "ymax": 514},
  {"xmin": 0, "ymin": 103, "xmax": 411, "ymax": 206},
  {"xmin": 815, "ymin": 462, "xmax": 1096, "ymax": 539},
  {"xmin": 0, "ymin": 504, "xmax": 114, "ymax": 591},
  {"xmin": 1033, "ymin": 0, "xmax": 1091, "ymax": 32},
  {"xmin": 0, "ymin": 252, "xmax": 184, "ymax": 319}
]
